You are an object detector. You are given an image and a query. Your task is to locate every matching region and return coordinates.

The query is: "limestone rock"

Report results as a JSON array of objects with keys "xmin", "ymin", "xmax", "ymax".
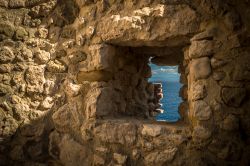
[
  {"xmin": 93, "ymin": 154, "xmax": 105, "ymax": 165},
  {"xmin": 0, "ymin": 22, "xmax": 15, "ymax": 39},
  {"xmin": 0, "ymin": 46, "xmax": 15, "ymax": 63},
  {"xmin": 211, "ymin": 58, "xmax": 227, "ymax": 69},
  {"xmin": 191, "ymin": 28, "xmax": 216, "ymax": 41},
  {"xmin": 40, "ymin": 96, "xmax": 54, "ymax": 110},
  {"xmin": 64, "ymin": 81, "xmax": 81, "ymax": 97},
  {"xmin": 78, "ymin": 44, "xmax": 116, "ymax": 72},
  {"xmin": 0, "ymin": 64, "xmax": 12, "ymax": 73},
  {"xmin": 94, "ymin": 122, "xmax": 137, "ymax": 145},
  {"xmin": 77, "ymin": 71, "xmax": 113, "ymax": 82},
  {"xmin": 37, "ymin": 27, "xmax": 48, "ymax": 39},
  {"xmin": 144, "ymin": 147, "xmax": 177, "ymax": 165},
  {"xmin": 191, "ymin": 81, "xmax": 206, "ymax": 101},
  {"xmin": 0, "ymin": 0, "xmax": 8, "ymax": 7},
  {"xmin": 84, "ymin": 86, "xmax": 102, "ymax": 120},
  {"xmin": 13, "ymin": 101, "xmax": 30, "ymax": 120},
  {"xmin": 221, "ymin": 114, "xmax": 239, "ymax": 131},
  {"xmin": 212, "ymin": 71, "xmax": 226, "ymax": 81},
  {"xmin": 52, "ymin": 103, "xmax": 81, "ymax": 133},
  {"xmin": 47, "ymin": 60, "xmax": 67, "ymax": 73},
  {"xmin": 113, "ymin": 153, "xmax": 127, "ymax": 165},
  {"xmin": 221, "ymin": 88, "xmax": 246, "ymax": 107},
  {"xmin": 69, "ymin": 51, "xmax": 87, "ymax": 64},
  {"xmin": 0, "ymin": 111, "xmax": 18, "ymax": 137},
  {"xmin": 26, "ymin": 65, "xmax": 45, "ymax": 93},
  {"xmin": 192, "ymin": 100, "xmax": 212, "ymax": 121},
  {"xmin": 15, "ymin": 27, "xmax": 28, "ymax": 40},
  {"xmin": 189, "ymin": 40, "xmax": 214, "ymax": 58},
  {"xmin": 34, "ymin": 49, "xmax": 50, "ymax": 64},
  {"xmin": 59, "ymin": 135, "xmax": 88, "ymax": 166},
  {"xmin": 141, "ymin": 124, "xmax": 162, "ymax": 137},
  {"xmin": 20, "ymin": 123, "xmax": 45, "ymax": 138},
  {"xmin": 190, "ymin": 57, "xmax": 211, "ymax": 80},
  {"xmin": 192, "ymin": 126, "xmax": 211, "ymax": 141},
  {"xmin": 99, "ymin": 4, "xmax": 198, "ymax": 46},
  {"xmin": 9, "ymin": 0, "xmax": 25, "ymax": 8},
  {"xmin": 16, "ymin": 46, "xmax": 33, "ymax": 62}
]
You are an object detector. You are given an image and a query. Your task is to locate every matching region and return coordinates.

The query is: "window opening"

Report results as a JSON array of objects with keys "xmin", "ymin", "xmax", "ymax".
[{"xmin": 149, "ymin": 63, "xmax": 183, "ymax": 122}]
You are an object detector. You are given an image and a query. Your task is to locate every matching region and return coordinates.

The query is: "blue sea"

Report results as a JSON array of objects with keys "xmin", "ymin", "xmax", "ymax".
[{"xmin": 149, "ymin": 64, "xmax": 182, "ymax": 122}]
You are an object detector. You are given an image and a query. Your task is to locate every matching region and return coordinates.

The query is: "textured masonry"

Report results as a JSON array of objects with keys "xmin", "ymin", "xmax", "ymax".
[{"xmin": 0, "ymin": 0, "xmax": 250, "ymax": 166}]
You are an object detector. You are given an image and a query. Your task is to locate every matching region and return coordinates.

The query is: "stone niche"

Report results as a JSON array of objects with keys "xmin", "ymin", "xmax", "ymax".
[{"xmin": 77, "ymin": 45, "xmax": 188, "ymax": 122}]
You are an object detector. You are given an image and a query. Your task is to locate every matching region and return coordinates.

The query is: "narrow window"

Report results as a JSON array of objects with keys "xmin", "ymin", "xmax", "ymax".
[{"xmin": 149, "ymin": 63, "xmax": 183, "ymax": 122}]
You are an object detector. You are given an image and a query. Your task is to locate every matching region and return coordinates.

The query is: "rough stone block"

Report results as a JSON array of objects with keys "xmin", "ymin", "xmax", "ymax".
[
  {"xmin": 189, "ymin": 40, "xmax": 214, "ymax": 58},
  {"xmin": 190, "ymin": 57, "xmax": 211, "ymax": 80},
  {"xmin": 94, "ymin": 122, "xmax": 137, "ymax": 145},
  {"xmin": 26, "ymin": 65, "xmax": 45, "ymax": 93},
  {"xmin": 191, "ymin": 81, "xmax": 207, "ymax": 101},
  {"xmin": 221, "ymin": 87, "xmax": 246, "ymax": 107},
  {"xmin": 0, "ymin": 46, "xmax": 15, "ymax": 63},
  {"xmin": 192, "ymin": 100, "xmax": 212, "ymax": 121},
  {"xmin": 144, "ymin": 147, "xmax": 177, "ymax": 165},
  {"xmin": 141, "ymin": 124, "xmax": 162, "ymax": 137},
  {"xmin": 79, "ymin": 44, "xmax": 116, "ymax": 72}
]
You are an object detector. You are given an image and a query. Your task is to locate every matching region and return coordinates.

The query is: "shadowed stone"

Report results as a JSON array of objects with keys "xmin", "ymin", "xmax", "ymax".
[
  {"xmin": 190, "ymin": 57, "xmax": 211, "ymax": 80},
  {"xmin": 192, "ymin": 100, "xmax": 212, "ymax": 121},
  {"xmin": 221, "ymin": 87, "xmax": 246, "ymax": 107}
]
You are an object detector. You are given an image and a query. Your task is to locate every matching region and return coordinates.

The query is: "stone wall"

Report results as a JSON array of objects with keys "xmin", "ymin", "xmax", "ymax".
[{"xmin": 0, "ymin": 0, "xmax": 250, "ymax": 166}]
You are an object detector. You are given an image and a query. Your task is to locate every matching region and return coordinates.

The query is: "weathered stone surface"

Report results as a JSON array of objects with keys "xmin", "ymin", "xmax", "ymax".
[
  {"xmin": 59, "ymin": 135, "xmax": 88, "ymax": 166},
  {"xmin": 34, "ymin": 49, "xmax": 50, "ymax": 64},
  {"xmin": 0, "ymin": 22, "xmax": 15, "ymax": 39},
  {"xmin": 93, "ymin": 154, "xmax": 105, "ymax": 165},
  {"xmin": 221, "ymin": 88, "xmax": 246, "ymax": 107},
  {"xmin": 64, "ymin": 81, "xmax": 81, "ymax": 97},
  {"xmin": 47, "ymin": 60, "xmax": 67, "ymax": 73},
  {"xmin": 99, "ymin": 4, "xmax": 198, "ymax": 46},
  {"xmin": 69, "ymin": 51, "xmax": 87, "ymax": 64},
  {"xmin": 191, "ymin": 81, "xmax": 206, "ymax": 101},
  {"xmin": 192, "ymin": 100, "xmax": 212, "ymax": 121},
  {"xmin": 9, "ymin": 0, "xmax": 25, "ymax": 8},
  {"xmin": 37, "ymin": 27, "xmax": 48, "ymax": 39},
  {"xmin": 79, "ymin": 44, "xmax": 116, "ymax": 72},
  {"xmin": 221, "ymin": 114, "xmax": 239, "ymax": 131},
  {"xmin": 77, "ymin": 71, "xmax": 113, "ymax": 82},
  {"xmin": 15, "ymin": 27, "xmax": 28, "ymax": 40},
  {"xmin": 212, "ymin": 71, "xmax": 226, "ymax": 81},
  {"xmin": 211, "ymin": 58, "xmax": 227, "ymax": 69},
  {"xmin": 144, "ymin": 147, "xmax": 178, "ymax": 165},
  {"xmin": 40, "ymin": 96, "xmax": 54, "ymax": 110},
  {"xmin": 26, "ymin": 65, "xmax": 45, "ymax": 93},
  {"xmin": 16, "ymin": 46, "xmax": 33, "ymax": 62},
  {"xmin": 192, "ymin": 126, "xmax": 211, "ymax": 141},
  {"xmin": 113, "ymin": 153, "xmax": 127, "ymax": 165},
  {"xmin": 190, "ymin": 57, "xmax": 211, "ymax": 80},
  {"xmin": 94, "ymin": 122, "xmax": 137, "ymax": 145},
  {"xmin": 52, "ymin": 103, "xmax": 81, "ymax": 133},
  {"xmin": 0, "ymin": 46, "xmax": 15, "ymax": 63},
  {"xmin": 0, "ymin": 109, "xmax": 18, "ymax": 137},
  {"xmin": 141, "ymin": 124, "xmax": 162, "ymax": 137},
  {"xmin": 189, "ymin": 40, "xmax": 214, "ymax": 58},
  {"xmin": 20, "ymin": 123, "xmax": 44, "ymax": 138}
]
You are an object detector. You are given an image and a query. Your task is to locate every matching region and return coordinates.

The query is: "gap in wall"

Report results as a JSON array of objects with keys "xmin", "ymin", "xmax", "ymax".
[{"xmin": 149, "ymin": 62, "xmax": 183, "ymax": 122}]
